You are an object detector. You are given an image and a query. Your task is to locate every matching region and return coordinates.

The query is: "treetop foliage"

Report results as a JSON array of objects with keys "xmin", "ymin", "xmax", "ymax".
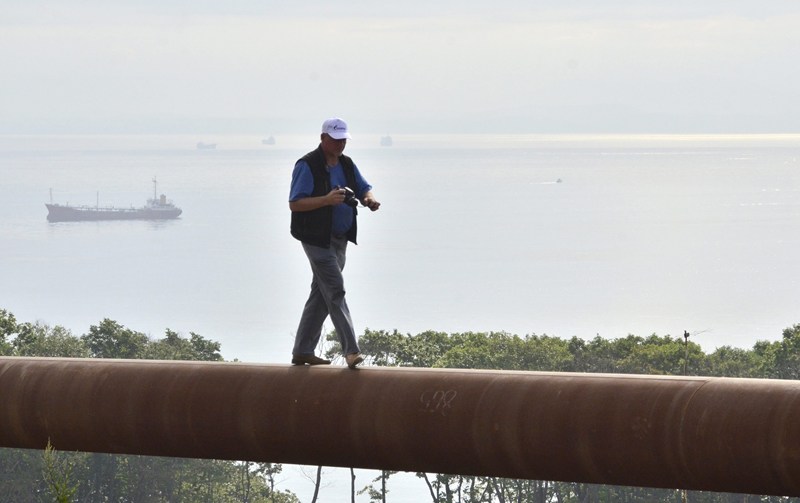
[
  {"xmin": 353, "ymin": 325, "xmax": 800, "ymax": 379},
  {"xmin": 0, "ymin": 309, "xmax": 223, "ymax": 362}
]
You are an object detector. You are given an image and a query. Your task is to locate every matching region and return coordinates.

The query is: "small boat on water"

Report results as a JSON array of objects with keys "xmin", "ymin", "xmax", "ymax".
[
  {"xmin": 196, "ymin": 142, "xmax": 217, "ymax": 150},
  {"xmin": 46, "ymin": 179, "xmax": 182, "ymax": 222},
  {"xmin": 261, "ymin": 136, "xmax": 276, "ymax": 145},
  {"xmin": 380, "ymin": 135, "xmax": 393, "ymax": 147}
]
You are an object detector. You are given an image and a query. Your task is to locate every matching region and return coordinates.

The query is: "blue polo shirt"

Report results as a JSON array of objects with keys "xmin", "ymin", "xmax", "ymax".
[{"xmin": 289, "ymin": 159, "xmax": 372, "ymax": 237}]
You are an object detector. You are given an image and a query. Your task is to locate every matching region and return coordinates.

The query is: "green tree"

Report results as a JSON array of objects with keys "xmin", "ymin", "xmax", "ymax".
[
  {"xmin": 615, "ymin": 334, "xmax": 686, "ymax": 375},
  {"xmin": 400, "ymin": 330, "xmax": 456, "ymax": 367},
  {"xmin": 417, "ymin": 472, "xmax": 464, "ymax": 503},
  {"xmin": 145, "ymin": 328, "xmax": 223, "ymax": 361},
  {"xmin": 189, "ymin": 332, "xmax": 224, "ymax": 361},
  {"xmin": 750, "ymin": 339, "xmax": 781, "ymax": 378},
  {"xmin": 82, "ymin": 318, "xmax": 149, "ymax": 359},
  {"xmin": 703, "ymin": 346, "xmax": 761, "ymax": 378},
  {"xmin": 520, "ymin": 335, "xmax": 573, "ymax": 371},
  {"xmin": 772, "ymin": 324, "xmax": 800, "ymax": 380},
  {"xmin": 359, "ymin": 470, "xmax": 397, "ymax": 502},
  {"xmin": 42, "ymin": 441, "xmax": 81, "ymax": 503},
  {"xmin": 358, "ymin": 329, "xmax": 406, "ymax": 366},
  {"xmin": 356, "ymin": 329, "xmax": 456, "ymax": 367},
  {"xmin": 435, "ymin": 332, "xmax": 511, "ymax": 369},
  {"xmin": 13, "ymin": 322, "xmax": 90, "ymax": 358},
  {"xmin": 0, "ymin": 309, "xmax": 17, "ymax": 355},
  {"xmin": 569, "ymin": 335, "xmax": 620, "ymax": 373}
]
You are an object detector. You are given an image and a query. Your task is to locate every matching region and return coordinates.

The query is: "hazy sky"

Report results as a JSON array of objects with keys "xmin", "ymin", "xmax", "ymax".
[{"xmin": 2, "ymin": 0, "xmax": 799, "ymax": 134}]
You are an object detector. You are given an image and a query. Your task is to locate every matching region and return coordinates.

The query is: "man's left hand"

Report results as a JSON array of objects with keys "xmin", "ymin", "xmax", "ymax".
[{"xmin": 363, "ymin": 196, "xmax": 381, "ymax": 211}]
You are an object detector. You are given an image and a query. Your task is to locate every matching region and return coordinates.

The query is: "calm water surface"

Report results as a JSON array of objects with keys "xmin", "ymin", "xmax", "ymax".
[{"xmin": 1, "ymin": 133, "xmax": 799, "ymax": 360}]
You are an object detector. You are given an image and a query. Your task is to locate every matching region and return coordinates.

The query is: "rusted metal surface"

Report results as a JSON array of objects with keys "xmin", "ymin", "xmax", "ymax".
[{"xmin": 1, "ymin": 357, "xmax": 799, "ymax": 496}]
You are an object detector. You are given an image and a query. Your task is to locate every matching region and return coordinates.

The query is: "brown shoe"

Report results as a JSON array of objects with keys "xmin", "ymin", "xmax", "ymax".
[
  {"xmin": 291, "ymin": 354, "xmax": 331, "ymax": 366},
  {"xmin": 345, "ymin": 352, "xmax": 364, "ymax": 369}
]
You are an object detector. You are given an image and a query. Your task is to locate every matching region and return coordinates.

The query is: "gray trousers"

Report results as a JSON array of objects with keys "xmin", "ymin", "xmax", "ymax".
[{"xmin": 293, "ymin": 235, "xmax": 360, "ymax": 356}]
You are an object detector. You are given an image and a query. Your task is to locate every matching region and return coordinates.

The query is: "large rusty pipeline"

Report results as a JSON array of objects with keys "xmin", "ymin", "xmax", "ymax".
[{"xmin": 1, "ymin": 357, "xmax": 799, "ymax": 496}]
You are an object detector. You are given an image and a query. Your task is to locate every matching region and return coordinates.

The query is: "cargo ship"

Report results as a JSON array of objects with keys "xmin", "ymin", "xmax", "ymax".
[{"xmin": 46, "ymin": 179, "xmax": 182, "ymax": 222}]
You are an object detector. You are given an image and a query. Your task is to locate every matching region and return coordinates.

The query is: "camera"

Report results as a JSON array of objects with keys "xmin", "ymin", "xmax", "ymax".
[{"xmin": 340, "ymin": 186, "xmax": 359, "ymax": 208}]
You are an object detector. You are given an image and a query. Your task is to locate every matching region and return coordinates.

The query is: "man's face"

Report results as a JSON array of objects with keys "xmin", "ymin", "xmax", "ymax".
[{"xmin": 321, "ymin": 133, "xmax": 347, "ymax": 157}]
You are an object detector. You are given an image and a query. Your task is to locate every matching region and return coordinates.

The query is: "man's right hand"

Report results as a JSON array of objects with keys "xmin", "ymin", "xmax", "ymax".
[{"xmin": 326, "ymin": 188, "xmax": 346, "ymax": 206}]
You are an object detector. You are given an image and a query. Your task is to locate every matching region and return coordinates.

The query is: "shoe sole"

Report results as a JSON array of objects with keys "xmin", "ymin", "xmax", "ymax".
[{"xmin": 347, "ymin": 355, "xmax": 364, "ymax": 369}]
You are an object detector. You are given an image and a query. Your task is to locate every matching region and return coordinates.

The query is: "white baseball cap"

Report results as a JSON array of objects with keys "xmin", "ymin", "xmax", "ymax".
[{"xmin": 321, "ymin": 118, "xmax": 352, "ymax": 140}]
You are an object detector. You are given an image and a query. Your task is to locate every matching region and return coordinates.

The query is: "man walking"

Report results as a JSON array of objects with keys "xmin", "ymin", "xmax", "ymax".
[{"xmin": 289, "ymin": 118, "xmax": 380, "ymax": 368}]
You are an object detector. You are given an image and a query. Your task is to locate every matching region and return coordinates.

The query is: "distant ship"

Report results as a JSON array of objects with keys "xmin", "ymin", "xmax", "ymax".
[
  {"xmin": 262, "ymin": 136, "xmax": 276, "ymax": 145},
  {"xmin": 380, "ymin": 135, "xmax": 393, "ymax": 147},
  {"xmin": 196, "ymin": 142, "xmax": 217, "ymax": 150},
  {"xmin": 46, "ymin": 179, "xmax": 182, "ymax": 222}
]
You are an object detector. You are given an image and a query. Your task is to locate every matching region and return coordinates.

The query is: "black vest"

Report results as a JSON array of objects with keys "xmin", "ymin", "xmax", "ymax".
[{"xmin": 290, "ymin": 146, "xmax": 358, "ymax": 247}]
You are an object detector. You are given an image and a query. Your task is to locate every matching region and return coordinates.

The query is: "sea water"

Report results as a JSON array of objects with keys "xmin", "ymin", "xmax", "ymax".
[
  {"xmin": 1, "ymin": 133, "xmax": 799, "ymax": 500},
  {"xmin": 2, "ymin": 133, "xmax": 798, "ymax": 357}
]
